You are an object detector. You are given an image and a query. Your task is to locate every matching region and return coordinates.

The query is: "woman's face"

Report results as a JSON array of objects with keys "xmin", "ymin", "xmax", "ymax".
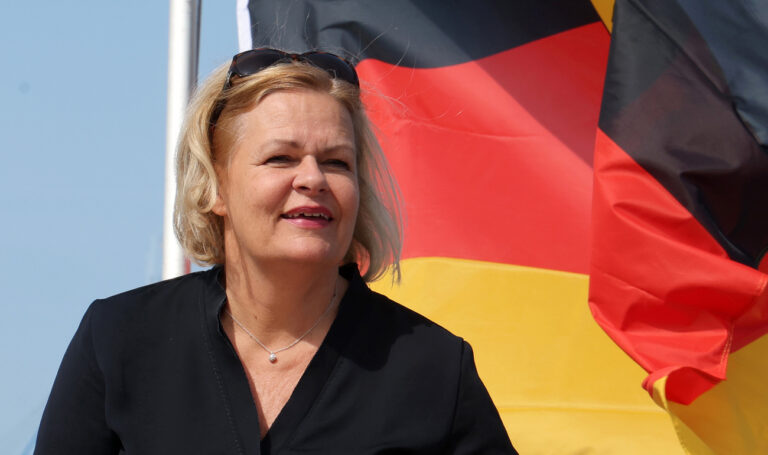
[{"xmin": 213, "ymin": 88, "xmax": 359, "ymax": 269}]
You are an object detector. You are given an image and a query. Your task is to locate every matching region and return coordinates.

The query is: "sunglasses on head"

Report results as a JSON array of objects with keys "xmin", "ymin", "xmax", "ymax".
[{"xmin": 209, "ymin": 48, "xmax": 359, "ymax": 128}]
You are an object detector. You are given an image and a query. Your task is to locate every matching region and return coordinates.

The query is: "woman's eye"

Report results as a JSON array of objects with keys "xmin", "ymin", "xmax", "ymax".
[
  {"xmin": 325, "ymin": 159, "xmax": 351, "ymax": 170},
  {"xmin": 264, "ymin": 155, "xmax": 293, "ymax": 164}
]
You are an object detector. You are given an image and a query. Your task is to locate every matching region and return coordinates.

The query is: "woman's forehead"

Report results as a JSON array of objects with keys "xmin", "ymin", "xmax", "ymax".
[{"xmin": 237, "ymin": 90, "xmax": 355, "ymax": 147}]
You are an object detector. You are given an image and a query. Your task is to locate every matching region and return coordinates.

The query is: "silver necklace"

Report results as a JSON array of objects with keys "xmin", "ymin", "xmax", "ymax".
[{"xmin": 224, "ymin": 285, "xmax": 338, "ymax": 364}]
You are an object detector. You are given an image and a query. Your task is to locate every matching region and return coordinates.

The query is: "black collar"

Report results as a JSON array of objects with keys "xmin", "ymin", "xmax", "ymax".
[{"xmin": 198, "ymin": 263, "xmax": 368, "ymax": 454}]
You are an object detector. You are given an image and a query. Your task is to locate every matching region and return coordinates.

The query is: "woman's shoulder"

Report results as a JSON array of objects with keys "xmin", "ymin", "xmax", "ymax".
[
  {"xmin": 82, "ymin": 267, "xmax": 223, "ymax": 347},
  {"xmin": 342, "ymin": 274, "xmax": 468, "ymax": 371},
  {"xmin": 89, "ymin": 267, "xmax": 221, "ymax": 315},
  {"xmin": 366, "ymin": 288, "xmax": 461, "ymax": 342},
  {"xmin": 99, "ymin": 266, "xmax": 220, "ymax": 304}
]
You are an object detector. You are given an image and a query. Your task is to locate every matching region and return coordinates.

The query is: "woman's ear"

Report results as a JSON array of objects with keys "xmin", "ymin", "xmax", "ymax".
[
  {"xmin": 211, "ymin": 168, "xmax": 228, "ymax": 217},
  {"xmin": 212, "ymin": 191, "xmax": 228, "ymax": 217}
]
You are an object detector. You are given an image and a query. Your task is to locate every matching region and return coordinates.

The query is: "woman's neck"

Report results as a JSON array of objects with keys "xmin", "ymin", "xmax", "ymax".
[{"xmin": 222, "ymin": 253, "xmax": 343, "ymax": 345}]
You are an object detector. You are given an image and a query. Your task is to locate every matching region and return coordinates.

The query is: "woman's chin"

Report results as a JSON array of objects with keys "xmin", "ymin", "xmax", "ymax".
[{"xmin": 271, "ymin": 243, "xmax": 346, "ymax": 267}]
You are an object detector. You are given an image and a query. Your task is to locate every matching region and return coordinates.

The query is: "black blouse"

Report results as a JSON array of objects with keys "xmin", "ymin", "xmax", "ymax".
[{"xmin": 35, "ymin": 265, "xmax": 516, "ymax": 454}]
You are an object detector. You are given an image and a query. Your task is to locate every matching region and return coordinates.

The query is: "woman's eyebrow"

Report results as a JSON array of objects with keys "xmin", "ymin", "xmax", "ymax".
[
  {"xmin": 263, "ymin": 139, "xmax": 301, "ymax": 150},
  {"xmin": 323, "ymin": 143, "xmax": 355, "ymax": 154},
  {"xmin": 261, "ymin": 139, "xmax": 355, "ymax": 154}
]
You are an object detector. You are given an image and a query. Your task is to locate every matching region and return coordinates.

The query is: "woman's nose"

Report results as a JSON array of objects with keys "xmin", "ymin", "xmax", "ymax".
[{"xmin": 293, "ymin": 156, "xmax": 328, "ymax": 194}]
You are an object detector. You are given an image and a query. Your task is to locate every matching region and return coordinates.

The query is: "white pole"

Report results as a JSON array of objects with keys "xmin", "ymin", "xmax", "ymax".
[
  {"xmin": 236, "ymin": 0, "xmax": 252, "ymax": 51},
  {"xmin": 162, "ymin": 0, "xmax": 201, "ymax": 279}
]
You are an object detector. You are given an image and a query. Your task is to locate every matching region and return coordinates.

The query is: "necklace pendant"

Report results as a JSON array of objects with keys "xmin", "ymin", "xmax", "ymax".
[{"xmin": 268, "ymin": 353, "xmax": 277, "ymax": 363}]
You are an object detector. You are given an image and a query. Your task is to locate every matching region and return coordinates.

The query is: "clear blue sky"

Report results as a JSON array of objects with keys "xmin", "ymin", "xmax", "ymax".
[{"xmin": 0, "ymin": 2, "xmax": 237, "ymax": 451}]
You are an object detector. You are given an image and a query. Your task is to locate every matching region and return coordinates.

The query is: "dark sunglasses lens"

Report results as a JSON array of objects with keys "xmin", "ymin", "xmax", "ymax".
[
  {"xmin": 304, "ymin": 53, "xmax": 359, "ymax": 86},
  {"xmin": 232, "ymin": 49, "xmax": 287, "ymax": 77},
  {"xmin": 213, "ymin": 49, "xmax": 358, "ymax": 129},
  {"xmin": 228, "ymin": 49, "xmax": 359, "ymax": 87}
]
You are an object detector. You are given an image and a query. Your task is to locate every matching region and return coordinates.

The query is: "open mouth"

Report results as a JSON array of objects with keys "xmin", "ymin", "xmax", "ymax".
[{"xmin": 281, "ymin": 211, "xmax": 333, "ymax": 221}]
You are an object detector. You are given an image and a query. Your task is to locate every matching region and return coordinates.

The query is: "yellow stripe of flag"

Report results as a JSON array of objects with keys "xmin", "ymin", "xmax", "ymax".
[{"xmin": 372, "ymin": 257, "xmax": 683, "ymax": 454}]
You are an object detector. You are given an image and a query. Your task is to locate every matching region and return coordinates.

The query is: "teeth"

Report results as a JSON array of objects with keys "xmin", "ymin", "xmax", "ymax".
[{"xmin": 285, "ymin": 212, "xmax": 330, "ymax": 220}]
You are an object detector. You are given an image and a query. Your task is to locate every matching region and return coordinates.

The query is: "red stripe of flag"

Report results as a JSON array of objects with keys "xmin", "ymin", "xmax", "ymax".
[{"xmin": 360, "ymin": 23, "xmax": 608, "ymax": 273}]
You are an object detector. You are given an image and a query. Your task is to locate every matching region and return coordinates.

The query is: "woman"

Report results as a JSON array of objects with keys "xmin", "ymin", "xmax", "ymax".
[{"xmin": 35, "ymin": 49, "xmax": 516, "ymax": 454}]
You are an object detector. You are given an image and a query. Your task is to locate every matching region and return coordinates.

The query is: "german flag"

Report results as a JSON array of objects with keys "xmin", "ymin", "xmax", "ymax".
[
  {"xmin": 241, "ymin": 1, "xmax": 685, "ymax": 452},
  {"xmin": 590, "ymin": 0, "xmax": 768, "ymax": 452}
]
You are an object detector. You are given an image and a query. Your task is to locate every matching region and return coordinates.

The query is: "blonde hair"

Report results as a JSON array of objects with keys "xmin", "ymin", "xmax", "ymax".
[{"xmin": 174, "ymin": 61, "xmax": 402, "ymax": 282}]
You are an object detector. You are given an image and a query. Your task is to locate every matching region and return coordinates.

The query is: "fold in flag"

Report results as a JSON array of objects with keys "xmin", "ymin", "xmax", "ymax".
[
  {"xmin": 241, "ymin": 1, "xmax": 683, "ymax": 452},
  {"xmin": 590, "ymin": 0, "xmax": 768, "ymax": 452}
]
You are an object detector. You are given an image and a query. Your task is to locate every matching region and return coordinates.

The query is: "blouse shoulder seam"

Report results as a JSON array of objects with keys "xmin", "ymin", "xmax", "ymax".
[
  {"xmin": 198, "ymin": 294, "xmax": 246, "ymax": 455},
  {"xmin": 445, "ymin": 338, "xmax": 469, "ymax": 444}
]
